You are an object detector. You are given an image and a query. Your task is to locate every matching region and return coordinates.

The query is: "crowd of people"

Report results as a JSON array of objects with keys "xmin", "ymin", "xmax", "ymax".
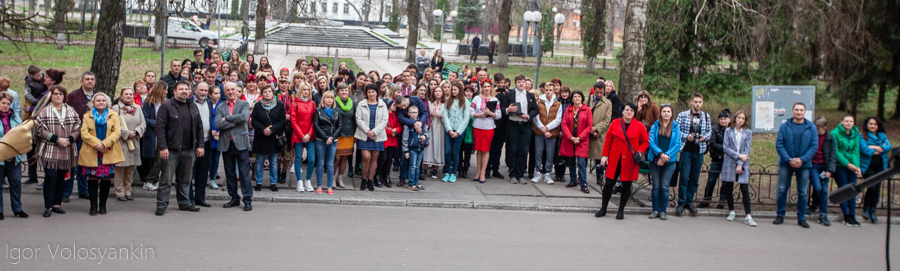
[{"xmin": 0, "ymin": 48, "xmax": 891, "ymax": 228}]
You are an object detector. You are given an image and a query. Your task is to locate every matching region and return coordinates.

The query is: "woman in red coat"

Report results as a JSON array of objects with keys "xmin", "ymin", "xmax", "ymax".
[
  {"xmin": 559, "ymin": 91, "xmax": 592, "ymax": 193},
  {"xmin": 598, "ymin": 103, "xmax": 649, "ymax": 219},
  {"xmin": 290, "ymin": 81, "xmax": 318, "ymax": 192}
]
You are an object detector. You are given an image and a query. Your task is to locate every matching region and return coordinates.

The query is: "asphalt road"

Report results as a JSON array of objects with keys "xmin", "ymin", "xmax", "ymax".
[{"xmin": 0, "ymin": 195, "xmax": 896, "ymax": 270}]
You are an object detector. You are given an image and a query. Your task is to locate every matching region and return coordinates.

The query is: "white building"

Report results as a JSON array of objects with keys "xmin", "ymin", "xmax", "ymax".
[{"xmin": 177, "ymin": 0, "xmax": 391, "ymax": 25}]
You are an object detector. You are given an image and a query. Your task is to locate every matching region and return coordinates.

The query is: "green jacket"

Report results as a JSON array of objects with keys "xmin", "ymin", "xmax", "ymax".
[
  {"xmin": 831, "ymin": 125, "xmax": 860, "ymax": 168},
  {"xmin": 241, "ymin": 25, "xmax": 250, "ymax": 38}
]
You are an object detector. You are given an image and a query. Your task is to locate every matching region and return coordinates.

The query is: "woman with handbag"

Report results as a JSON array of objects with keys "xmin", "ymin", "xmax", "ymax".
[
  {"xmin": 597, "ymin": 103, "xmax": 649, "ymax": 219},
  {"xmin": 250, "ymin": 84, "xmax": 287, "ymax": 192},
  {"xmin": 647, "ymin": 105, "xmax": 681, "ymax": 220},
  {"xmin": 111, "ymin": 87, "xmax": 146, "ymax": 202},
  {"xmin": 559, "ymin": 91, "xmax": 592, "ymax": 193},
  {"xmin": 722, "ymin": 110, "xmax": 756, "ymax": 226},
  {"xmin": 354, "ymin": 84, "xmax": 388, "ymax": 191}
]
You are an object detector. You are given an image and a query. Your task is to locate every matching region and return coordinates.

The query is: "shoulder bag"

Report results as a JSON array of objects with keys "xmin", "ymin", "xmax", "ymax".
[{"xmin": 621, "ymin": 119, "xmax": 645, "ymax": 164}]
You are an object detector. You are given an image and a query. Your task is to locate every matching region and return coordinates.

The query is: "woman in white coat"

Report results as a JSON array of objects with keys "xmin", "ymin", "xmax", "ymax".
[
  {"xmin": 355, "ymin": 84, "xmax": 388, "ymax": 191},
  {"xmin": 111, "ymin": 87, "xmax": 146, "ymax": 201},
  {"xmin": 722, "ymin": 110, "xmax": 754, "ymax": 226}
]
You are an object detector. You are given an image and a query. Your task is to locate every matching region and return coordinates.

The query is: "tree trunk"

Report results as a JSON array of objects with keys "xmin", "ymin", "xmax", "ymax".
[
  {"xmin": 254, "ymin": 0, "xmax": 267, "ymax": 54},
  {"xmin": 606, "ymin": 0, "xmax": 615, "ymax": 55},
  {"xmin": 43, "ymin": 0, "xmax": 50, "ymax": 16},
  {"xmin": 152, "ymin": 0, "xmax": 166, "ymax": 51},
  {"xmin": 363, "ymin": 0, "xmax": 370, "ymax": 26},
  {"xmin": 379, "ymin": 0, "xmax": 384, "ymax": 23},
  {"xmin": 286, "ymin": 0, "xmax": 297, "ymax": 23},
  {"xmin": 54, "ymin": 0, "xmax": 67, "ymax": 50},
  {"xmin": 270, "ymin": 0, "xmax": 285, "ymax": 21},
  {"xmin": 496, "ymin": 0, "xmax": 511, "ymax": 67},
  {"xmin": 877, "ymin": 80, "xmax": 886, "ymax": 120},
  {"xmin": 241, "ymin": 0, "xmax": 250, "ymax": 22},
  {"xmin": 91, "ymin": 0, "xmax": 126, "ymax": 97},
  {"xmin": 28, "ymin": 0, "xmax": 35, "ymax": 16},
  {"xmin": 617, "ymin": 0, "xmax": 649, "ymax": 102},
  {"xmin": 90, "ymin": 0, "xmax": 97, "ymax": 29},
  {"xmin": 80, "ymin": 0, "xmax": 87, "ymax": 32},
  {"xmin": 893, "ymin": 86, "xmax": 900, "ymax": 120},
  {"xmin": 849, "ymin": 83, "xmax": 859, "ymax": 119},
  {"xmin": 405, "ymin": 0, "xmax": 419, "ymax": 62},
  {"xmin": 837, "ymin": 85, "xmax": 847, "ymax": 111}
]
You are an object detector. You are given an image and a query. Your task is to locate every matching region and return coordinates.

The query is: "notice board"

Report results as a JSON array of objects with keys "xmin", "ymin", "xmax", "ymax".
[{"xmin": 751, "ymin": 85, "xmax": 816, "ymax": 133}]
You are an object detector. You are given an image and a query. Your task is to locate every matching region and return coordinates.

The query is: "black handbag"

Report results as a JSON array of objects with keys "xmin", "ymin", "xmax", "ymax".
[
  {"xmin": 264, "ymin": 108, "xmax": 286, "ymax": 148},
  {"xmin": 620, "ymin": 119, "xmax": 646, "ymax": 164}
]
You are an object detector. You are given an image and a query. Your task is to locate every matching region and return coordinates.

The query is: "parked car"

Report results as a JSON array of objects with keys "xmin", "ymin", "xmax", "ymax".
[{"xmin": 149, "ymin": 17, "xmax": 218, "ymax": 46}]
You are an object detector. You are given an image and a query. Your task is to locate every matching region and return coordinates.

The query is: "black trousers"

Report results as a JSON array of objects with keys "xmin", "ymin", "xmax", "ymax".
[
  {"xmin": 471, "ymin": 50, "xmax": 478, "ymax": 63},
  {"xmin": 487, "ymin": 122, "xmax": 507, "ymax": 173},
  {"xmin": 863, "ymin": 158, "xmax": 885, "ymax": 208},
  {"xmin": 460, "ymin": 143, "xmax": 474, "ymax": 174},
  {"xmin": 190, "ymin": 141, "xmax": 212, "ymax": 204},
  {"xmin": 488, "ymin": 51, "xmax": 494, "ymax": 64},
  {"xmin": 505, "ymin": 121, "xmax": 532, "ymax": 178},
  {"xmin": 223, "ymin": 144, "xmax": 252, "ymax": 204},
  {"xmin": 26, "ymin": 142, "xmax": 37, "ymax": 182},
  {"xmin": 376, "ymin": 146, "xmax": 398, "ymax": 181},
  {"xmin": 87, "ymin": 179, "xmax": 111, "ymax": 210},
  {"xmin": 722, "ymin": 181, "xmax": 751, "ymax": 214},
  {"xmin": 43, "ymin": 169, "xmax": 68, "ymax": 209}
]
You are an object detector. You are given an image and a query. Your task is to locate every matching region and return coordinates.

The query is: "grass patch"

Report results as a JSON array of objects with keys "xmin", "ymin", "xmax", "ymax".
[
  {"xmin": 305, "ymin": 57, "xmax": 362, "ymax": 73},
  {"xmin": 0, "ymin": 41, "xmax": 194, "ymax": 96},
  {"xmin": 417, "ymin": 42, "xmax": 428, "ymax": 48},
  {"xmin": 451, "ymin": 62, "xmax": 618, "ymax": 93},
  {"xmin": 370, "ymin": 31, "xmax": 399, "ymax": 45}
]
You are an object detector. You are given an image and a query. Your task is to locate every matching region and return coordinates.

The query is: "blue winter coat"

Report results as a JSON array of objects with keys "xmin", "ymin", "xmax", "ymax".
[
  {"xmin": 648, "ymin": 120, "xmax": 682, "ymax": 163},
  {"xmin": 775, "ymin": 119, "xmax": 818, "ymax": 168},
  {"xmin": 859, "ymin": 131, "xmax": 891, "ymax": 173}
]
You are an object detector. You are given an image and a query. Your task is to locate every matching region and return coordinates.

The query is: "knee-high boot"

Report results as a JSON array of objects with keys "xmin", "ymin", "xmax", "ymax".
[{"xmin": 99, "ymin": 180, "xmax": 111, "ymax": 214}]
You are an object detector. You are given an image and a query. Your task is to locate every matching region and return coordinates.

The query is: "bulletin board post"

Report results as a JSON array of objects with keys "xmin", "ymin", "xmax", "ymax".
[{"xmin": 750, "ymin": 85, "xmax": 816, "ymax": 133}]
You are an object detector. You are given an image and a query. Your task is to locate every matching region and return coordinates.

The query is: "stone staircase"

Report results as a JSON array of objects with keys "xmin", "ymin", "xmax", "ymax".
[{"xmin": 265, "ymin": 26, "xmax": 401, "ymax": 49}]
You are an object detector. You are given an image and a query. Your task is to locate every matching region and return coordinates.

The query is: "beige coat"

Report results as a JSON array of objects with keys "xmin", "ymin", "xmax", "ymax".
[
  {"xmin": 587, "ymin": 94, "xmax": 612, "ymax": 159},
  {"xmin": 354, "ymin": 99, "xmax": 389, "ymax": 142},
  {"xmin": 111, "ymin": 102, "xmax": 146, "ymax": 167}
]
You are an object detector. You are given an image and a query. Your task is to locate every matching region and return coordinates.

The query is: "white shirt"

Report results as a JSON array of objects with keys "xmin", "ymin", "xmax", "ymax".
[
  {"xmin": 469, "ymin": 95, "xmax": 501, "ymax": 130},
  {"xmin": 194, "ymin": 97, "xmax": 211, "ymax": 142},
  {"xmin": 508, "ymin": 89, "xmax": 528, "ymax": 122},
  {"xmin": 734, "ymin": 128, "xmax": 743, "ymax": 148}
]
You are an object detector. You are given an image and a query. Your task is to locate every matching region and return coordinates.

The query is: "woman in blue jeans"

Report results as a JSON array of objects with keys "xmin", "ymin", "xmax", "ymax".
[
  {"xmin": 442, "ymin": 82, "xmax": 470, "ymax": 182},
  {"xmin": 313, "ymin": 91, "xmax": 341, "ymax": 194},
  {"xmin": 250, "ymin": 85, "xmax": 286, "ymax": 191},
  {"xmin": 648, "ymin": 105, "xmax": 681, "ymax": 220},
  {"xmin": 290, "ymin": 82, "xmax": 317, "ymax": 192}
]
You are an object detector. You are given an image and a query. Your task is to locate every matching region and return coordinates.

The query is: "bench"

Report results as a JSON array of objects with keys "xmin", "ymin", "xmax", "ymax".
[{"xmin": 443, "ymin": 64, "xmax": 461, "ymax": 79}]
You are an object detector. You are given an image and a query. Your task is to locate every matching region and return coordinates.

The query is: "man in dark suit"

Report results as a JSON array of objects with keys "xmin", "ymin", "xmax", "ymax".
[
  {"xmin": 500, "ymin": 75, "xmax": 539, "ymax": 184},
  {"xmin": 215, "ymin": 82, "xmax": 253, "ymax": 211},
  {"xmin": 188, "ymin": 82, "xmax": 215, "ymax": 208},
  {"xmin": 155, "ymin": 81, "xmax": 205, "ymax": 216}
]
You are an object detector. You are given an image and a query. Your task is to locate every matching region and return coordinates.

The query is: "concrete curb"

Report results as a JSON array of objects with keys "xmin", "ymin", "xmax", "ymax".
[{"xmin": 20, "ymin": 189, "xmax": 900, "ymax": 224}]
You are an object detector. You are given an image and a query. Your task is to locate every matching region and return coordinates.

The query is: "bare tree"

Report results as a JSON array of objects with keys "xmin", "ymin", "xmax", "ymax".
[
  {"xmin": 152, "ymin": 0, "xmax": 166, "ymax": 51},
  {"xmin": 605, "ymin": 0, "xmax": 616, "ymax": 55},
  {"xmin": 254, "ymin": 0, "xmax": 267, "ymax": 54},
  {"xmin": 241, "ymin": 0, "xmax": 250, "ymax": 22},
  {"xmin": 495, "ymin": 0, "xmax": 511, "ymax": 67},
  {"xmin": 405, "ymin": 0, "xmax": 420, "ymax": 62},
  {"xmin": 53, "ymin": 0, "xmax": 68, "ymax": 50},
  {"xmin": 617, "ymin": 0, "xmax": 649, "ymax": 101},
  {"xmin": 91, "ymin": 0, "xmax": 127, "ymax": 97}
]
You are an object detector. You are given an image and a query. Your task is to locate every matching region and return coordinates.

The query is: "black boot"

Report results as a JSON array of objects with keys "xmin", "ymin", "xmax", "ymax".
[
  {"xmin": 384, "ymin": 178, "xmax": 392, "ymax": 188},
  {"xmin": 360, "ymin": 179, "xmax": 367, "ymax": 191},
  {"xmin": 374, "ymin": 177, "xmax": 384, "ymax": 188},
  {"xmin": 88, "ymin": 180, "xmax": 99, "ymax": 216},
  {"xmin": 367, "ymin": 179, "xmax": 375, "ymax": 191},
  {"xmin": 565, "ymin": 179, "xmax": 578, "ymax": 188},
  {"xmin": 98, "ymin": 180, "xmax": 110, "ymax": 215}
]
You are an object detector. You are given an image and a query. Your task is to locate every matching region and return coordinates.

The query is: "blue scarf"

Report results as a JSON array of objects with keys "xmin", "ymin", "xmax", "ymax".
[
  {"xmin": 324, "ymin": 107, "xmax": 333, "ymax": 117},
  {"xmin": 93, "ymin": 108, "xmax": 108, "ymax": 141}
]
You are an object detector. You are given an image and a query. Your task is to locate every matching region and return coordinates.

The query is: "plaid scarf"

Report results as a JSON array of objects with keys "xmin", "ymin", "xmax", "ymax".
[{"xmin": 34, "ymin": 104, "xmax": 81, "ymax": 170}]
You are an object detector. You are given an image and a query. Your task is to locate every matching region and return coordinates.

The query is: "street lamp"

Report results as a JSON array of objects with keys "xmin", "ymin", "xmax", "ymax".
[
  {"xmin": 553, "ymin": 12, "xmax": 565, "ymax": 57},
  {"xmin": 524, "ymin": 3, "xmax": 547, "ymax": 84},
  {"xmin": 574, "ymin": 9, "xmax": 581, "ymax": 47},
  {"xmin": 433, "ymin": 7, "xmax": 457, "ymax": 53},
  {"xmin": 160, "ymin": 0, "xmax": 185, "ymax": 75}
]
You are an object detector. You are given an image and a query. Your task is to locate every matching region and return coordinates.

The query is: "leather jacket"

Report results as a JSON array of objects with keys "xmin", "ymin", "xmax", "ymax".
[{"xmin": 313, "ymin": 107, "xmax": 342, "ymax": 141}]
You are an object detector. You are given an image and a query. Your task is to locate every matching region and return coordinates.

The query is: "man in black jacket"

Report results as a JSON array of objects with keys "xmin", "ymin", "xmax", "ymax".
[
  {"xmin": 159, "ymin": 59, "xmax": 186, "ymax": 99},
  {"xmin": 698, "ymin": 110, "xmax": 730, "ymax": 208},
  {"xmin": 500, "ymin": 75, "xmax": 539, "ymax": 184},
  {"xmin": 396, "ymin": 95, "xmax": 429, "ymax": 187},
  {"xmin": 155, "ymin": 81, "xmax": 205, "ymax": 216},
  {"xmin": 807, "ymin": 116, "xmax": 836, "ymax": 226}
]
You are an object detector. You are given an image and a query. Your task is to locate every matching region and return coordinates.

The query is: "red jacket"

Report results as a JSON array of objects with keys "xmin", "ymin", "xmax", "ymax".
[
  {"xmin": 559, "ymin": 104, "xmax": 593, "ymax": 158},
  {"xmin": 290, "ymin": 98, "xmax": 317, "ymax": 144},
  {"xmin": 602, "ymin": 118, "xmax": 649, "ymax": 181},
  {"xmin": 384, "ymin": 112, "xmax": 403, "ymax": 147}
]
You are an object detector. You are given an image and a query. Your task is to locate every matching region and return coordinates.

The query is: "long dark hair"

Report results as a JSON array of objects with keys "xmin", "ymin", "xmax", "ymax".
[
  {"xmin": 658, "ymin": 104, "xmax": 674, "ymax": 137},
  {"xmin": 447, "ymin": 82, "xmax": 466, "ymax": 110},
  {"xmin": 861, "ymin": 116, "xmax": 885, "ymax": 140}
]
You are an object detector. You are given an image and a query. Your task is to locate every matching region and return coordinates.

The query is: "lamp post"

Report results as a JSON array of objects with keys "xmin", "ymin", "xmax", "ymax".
[
  {"xmin": 160, "ymin": 0, "xmax": 185, "ymax": 75},
  {"xmin": 480, "ymin": 5, "xmax": 486, "ymax": 41},
  {"xmin": 524, "ymin": 2, "xmax": 547, "ymax": 84},
  {"xmin": 574, "ymin": 9, "xmax": 581, "ymax": 47},
  {"xmin": 433, "ymin": 7, "xmax": 458, "ymax": 53},
  {"xmin": 553, "ymin": 10, "xmax": 565, "ymax": 58}
]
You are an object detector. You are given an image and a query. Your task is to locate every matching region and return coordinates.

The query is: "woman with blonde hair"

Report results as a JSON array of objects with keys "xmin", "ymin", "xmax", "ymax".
[
  {"xmin": 290, "ymin": 81, "xmax": 317, "ymax": 192},
  {"xmin": 111, "ymin": 87, "xmax": 146, "ymax": 202},
  {"xmin": 313, "ymin": 91, "xmax": 341, "ymax": 194},
  {"xmin": 78, "ymin": 92, "xmax": 124, "ymax": 216}
]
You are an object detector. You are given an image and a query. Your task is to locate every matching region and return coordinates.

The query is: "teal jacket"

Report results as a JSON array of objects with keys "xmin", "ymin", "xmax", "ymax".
[
  {"xmin": 443, "ymin": 99, "xmax": 471, "ymax": 133},
  {"xmin": 859, "ymin": 131, "xmax": 891, "ymax": 173},
  {"xmin": 648, "ymin": 120, "xmax": 682, "ymax": 162},
  {"xmin": 0, "ymin": 112, "xmax": 25, "ymax": 165}
]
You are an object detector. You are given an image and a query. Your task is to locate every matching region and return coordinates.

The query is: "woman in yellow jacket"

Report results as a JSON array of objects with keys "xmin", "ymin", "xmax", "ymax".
[{"xmin": 78, "ymin": 92, "xmax": 124, "ymax": 216}]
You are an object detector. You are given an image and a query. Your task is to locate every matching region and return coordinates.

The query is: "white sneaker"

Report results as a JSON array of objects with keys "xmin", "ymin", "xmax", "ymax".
[
  {"xmin": 745, "ymin": 216, "xmax": 757, "ymax": 227},
  {"xmin": 290, "ymin": 166, "xmax": 295, "ymax": 173},
  {"xmin": 726, "ymin": 211, "xmax": 735, "ymax": 221},
  {"xmin": 147, "ymin": 182, "xmax": 158, "ymax": 191},
  {"xmin": 208, "ymin": 180, "xmax": 220, "ymax": 190},
  {"xmin": 531, "ymin": 173, "xmax": 543, "ymax": 183},
  {"xmin": 143, "ymin": 182, "xmax": 152, "ymax": 190},
  {"xmin": 296, "ymin": 181, "xmax": 304, "ymax": 192},
  {"xmin": 543, "ymin": 173, "xmax": 554, "ymax": 184},
  {"xmin": 304, "ymin": 180, "xmax": 314, "ymax": 192}
]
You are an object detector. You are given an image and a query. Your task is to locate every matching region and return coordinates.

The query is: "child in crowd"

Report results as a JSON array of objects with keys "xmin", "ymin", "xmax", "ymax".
[
  {"xmin": 402, "ymin": 104, "xmax": 430, "ymax": 191},
  {"xmin": 376, "ymin": 99, "xmax": 402, "ymax": 187},
  {"xmin": 24, "ymin": 65, "xmax": 47, "ymax": 117}
]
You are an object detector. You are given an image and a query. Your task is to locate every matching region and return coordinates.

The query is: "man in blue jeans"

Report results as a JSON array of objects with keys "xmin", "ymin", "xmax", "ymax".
[
  {"xmin": 774, "ymin": 103, "xmax": 818, "ymax": 228},
  {"xmin": 674, "ymin": 93, "xmax": 710, "ymax": 216}
]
